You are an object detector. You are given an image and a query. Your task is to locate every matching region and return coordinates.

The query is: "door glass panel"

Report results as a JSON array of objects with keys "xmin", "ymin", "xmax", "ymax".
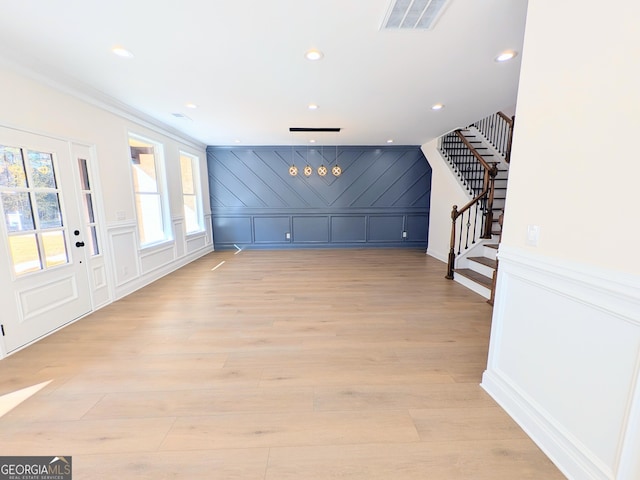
[
  {"xmin": 2, "ymin": 192, "xmax": 35, "ymax": 231},
  {"xmin": 0, "ymin": 145, "xmax": 27, "ymax": 188},
  {"xmin": 87, "ymin": 225, "xmax": 99, "ymax": 255},
  {"xmin": 42, "ymin": 230, "xmax": 68, "ymax": 268},
  {"xmin": 28, "ymin": 151, "xmax": 56, "ymax": 188},
  {"xmin": 35, "ymin": 192, "xmax": 63, "ymax": 228},
  {"xmin": 83, "ymin": 193, "xmax": 95, "ymax": 223},
  {"xmin": 1, "ymin": 144, "xmax": 70, "ymax": 275},
  {"xmin": 8, "ymin": 233, "xmax": 42, "ymax": 274},
  {"xmin": 78, "ymin": 158, "xmax": 91, "ymax": 190}
]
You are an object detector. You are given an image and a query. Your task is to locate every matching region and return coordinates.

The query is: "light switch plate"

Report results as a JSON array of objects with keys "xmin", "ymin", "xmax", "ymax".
[{"xmin": 527, "ymin": 225, "xmax": 540, "ymax": 246}]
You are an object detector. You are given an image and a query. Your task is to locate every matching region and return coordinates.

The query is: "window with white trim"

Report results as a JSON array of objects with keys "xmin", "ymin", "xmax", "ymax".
[
  {"xmin": 179, "ymin": 151, "xmax": 203, "ymax": 234},
  {"xmin": 129, "ymin": 135, "xmax": 170, "ymax": 246}
]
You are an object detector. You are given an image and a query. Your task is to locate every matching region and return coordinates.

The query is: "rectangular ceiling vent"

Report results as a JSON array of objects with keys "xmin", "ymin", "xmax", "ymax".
[
  {"xmin": 381, "ymin": 0, "xmax": 450, "ymax": 30},
  {"xmin": 171, "ymin": 112, "xmax": 192, "ymax": 121}
]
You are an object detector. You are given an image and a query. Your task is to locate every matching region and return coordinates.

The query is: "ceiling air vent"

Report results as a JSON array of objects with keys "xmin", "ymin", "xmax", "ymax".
[
  {"xmin": 171, "ymin": 113, "xmax": 192, "ymax": 120},
  {"xmin": 382, "ymin": 0, "xmax": 450, "ymax": 30}
]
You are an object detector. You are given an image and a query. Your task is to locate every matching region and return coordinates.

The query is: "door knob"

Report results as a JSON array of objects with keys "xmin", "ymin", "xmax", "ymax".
[{"xmin": 75, "ymin": 241, "xmax": 85, "ymax": 247}]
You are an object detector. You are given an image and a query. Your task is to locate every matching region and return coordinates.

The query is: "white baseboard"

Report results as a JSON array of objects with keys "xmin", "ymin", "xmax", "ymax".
[
  {"xmin": 426, "ymin": 247, "xmax": 448, "ymax": 263},
  {"xmin": 482, "ymin": 370, "xmax": 611, "ymax": 480}
]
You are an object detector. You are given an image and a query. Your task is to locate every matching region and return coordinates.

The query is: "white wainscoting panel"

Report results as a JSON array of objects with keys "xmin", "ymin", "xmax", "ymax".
[
  {"xmin": 106, "ymin": 221, "xmax": 213, "ymax": 300},
  {"xmin": 140, "ymin": 243, "xmax": 176, "ymax": 275},
  {"xmin": 186, "ymin": 232, "xmax": 207, "ymax": 253},
  {"xmin": 108, "ymin": 224, "xmax": 140, "ymax": 287},
  {"xmin": 482, "ymin": 245, "xmax": 640, "ymax": 480},
  {"xmin": 173, "ymin": 218, "xmax": 186, "ymax": 258},
  {"xmin": 204, "ymin": 214, "xmax": 213, "ymax": 249}
]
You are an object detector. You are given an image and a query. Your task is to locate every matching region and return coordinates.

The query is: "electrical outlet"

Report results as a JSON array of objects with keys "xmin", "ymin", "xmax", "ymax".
[
  {"xmin": 402, "ymin": 231, "xmax": 407, "ymax": 238},
  {"xmin": 285, "ymin": 232, "xmax": 291, "ymax": 240}
]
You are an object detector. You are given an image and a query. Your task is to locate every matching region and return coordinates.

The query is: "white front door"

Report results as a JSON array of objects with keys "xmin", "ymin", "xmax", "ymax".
[{"xmin": 0, "ymin": 127, "xmax": 92, "ymax": 354}]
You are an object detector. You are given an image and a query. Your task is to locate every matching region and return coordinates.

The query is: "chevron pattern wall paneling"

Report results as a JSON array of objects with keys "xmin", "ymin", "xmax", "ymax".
[{"xmin": 207, "ymin": 145, "xmax": 432, "ymax": 249}]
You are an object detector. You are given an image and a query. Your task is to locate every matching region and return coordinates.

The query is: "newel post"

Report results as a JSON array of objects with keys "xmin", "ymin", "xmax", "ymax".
[
  {"xmin": 482, "ymin": 164, "xmax": 499, "ymax": 239},
  {"xmin": 445, "ymin": 205, "xmax": 458, "ymax": 279}
]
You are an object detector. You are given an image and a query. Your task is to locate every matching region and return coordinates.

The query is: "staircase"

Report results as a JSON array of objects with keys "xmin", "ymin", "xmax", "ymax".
[
  {"xmin": 439, "ymin": 112, "xmax": 513, "ymax": 303},
  {"xmin": 454, "ymin": 243, "xmax": 498, "ymax": 298}
]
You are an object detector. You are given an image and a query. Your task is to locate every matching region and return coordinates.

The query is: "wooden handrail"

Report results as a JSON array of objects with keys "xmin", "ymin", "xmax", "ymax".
[
  {"xmin": 499, "ymin": 114, "xmax": 515, "ymax": 163},
  {"xmin": 454, "ymin": 130, "xmax": 495, "ymax": 173},
  {"xmin": 473, "ymin": 112, "xmax": 515, "ymax": 163},
  {"xmin": 497, "ymin": 111, "xmax": 514, "ymax": 126},
  {"xmin": 445, "ymin": 158, "xmax": 498, "ymax": 279}
]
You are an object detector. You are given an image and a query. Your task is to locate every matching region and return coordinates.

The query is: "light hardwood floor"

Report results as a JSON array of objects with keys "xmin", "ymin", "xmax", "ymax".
[{"xmin": 0, "ymin": 249, "xmax": 565, "ymax": 479}]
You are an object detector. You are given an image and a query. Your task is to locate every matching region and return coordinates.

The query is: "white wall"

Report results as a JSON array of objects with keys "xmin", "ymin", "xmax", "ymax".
[
  {"xmin": 483, "ymin": 1, "xmax": 640, "ymax": 479},
  {"xmin": 422, "ymin": 139, "xmax": 470, "ymax": 263},
  {"xmin": 0, "ymin": 66, "xmax": 214, "ymax": 357}
]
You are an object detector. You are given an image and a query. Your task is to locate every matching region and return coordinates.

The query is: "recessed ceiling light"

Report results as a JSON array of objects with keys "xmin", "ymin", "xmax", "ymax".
[
  {"xmin": 495, "ymin": 50, "xmax": 517, "ymax": 62},
  {"xmin": 185, "ymin": 103, "xmax": 198, "ymax": 109},
  {"xmin": 234, "ymin": 139, "xmax": 241, "ymax": 144},
  {"xmin": 431, "ymin": 103, "xmax": 445, "ymax": 111},
  {"xmin": 305, "ymin": 49, "xmax": 324, "ymax": 61},
  {"xmin": 309, "ymin": 139, "xmax": 316, "ymax": 143},
  {"xmin": 387, "ymin": 139, "xmax": 394, "ymax": 144},
  {"xmin": 308, "ymin": 103, "xmax": 319, "ymax": 110},
  {"xmin": 112, "ymin": 46, "xmax": 134, "ymax": 58}
]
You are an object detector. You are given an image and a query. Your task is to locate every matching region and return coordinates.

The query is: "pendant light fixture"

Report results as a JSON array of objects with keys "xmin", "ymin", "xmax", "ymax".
[
  {"xmin": 289, "ymin": 144, "xmax": 298, "ymax": 176},
  {"xmin": 304, "ymin": 144, "xmax": 313, "ymax": 176},
  {"xmin": 317, "ymin": 144, "xmax": 327, "ymax": 176},
  {"xmin": 332, "ymin": 143, "xmax": 342, "ymax": 176}
]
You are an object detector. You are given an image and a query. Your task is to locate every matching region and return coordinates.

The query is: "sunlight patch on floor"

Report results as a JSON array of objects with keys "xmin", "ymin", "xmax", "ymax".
[{"xmin": 0, "ymin": 380, "xmax": 52, "ymax": 418}]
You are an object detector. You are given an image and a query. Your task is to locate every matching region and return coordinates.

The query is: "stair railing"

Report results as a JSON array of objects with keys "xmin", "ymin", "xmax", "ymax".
[
  {"xmin": 445, "ymin": 131, "xmax": 498, "ymax": 279},
  {"xmin": 472, "ymin": 112, "xmax": 515, "ymax": 163}
]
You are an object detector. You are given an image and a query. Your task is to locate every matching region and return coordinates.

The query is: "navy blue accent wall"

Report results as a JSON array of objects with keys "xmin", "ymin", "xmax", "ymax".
[{"xmin": 207, "ymin": 145, "xmax": 431, "ymax": 249}]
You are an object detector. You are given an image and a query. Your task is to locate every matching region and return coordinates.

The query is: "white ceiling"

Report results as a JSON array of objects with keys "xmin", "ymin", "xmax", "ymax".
[{"xmin": 0, "ymin": 0, "xmax": 528, "ymax": 146}]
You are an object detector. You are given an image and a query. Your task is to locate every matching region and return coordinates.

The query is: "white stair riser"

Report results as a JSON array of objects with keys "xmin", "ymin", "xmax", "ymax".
[
  {"xmin": 468, "ymin": 261, "xmax": 495, "ymax": 278},
  {"xmin": 453, "ymin": 275, "xmax": 491, "ymax": 299},
  {"xmin": 483, "ymin": 247, "xmax": 498, "ymax": 261}
]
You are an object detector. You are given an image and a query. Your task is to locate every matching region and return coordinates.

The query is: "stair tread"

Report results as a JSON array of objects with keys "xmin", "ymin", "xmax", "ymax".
[
  {"xmin": 485, "ymin": 243, "xmax": 499, "ymax": 249},
  {"xmin": 454, "ymin": 268, "xmax": 493, "ymax": 288},
  {"xmin": 468, "ymin": 256, "xmax": 497, "ymax": 268}
]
